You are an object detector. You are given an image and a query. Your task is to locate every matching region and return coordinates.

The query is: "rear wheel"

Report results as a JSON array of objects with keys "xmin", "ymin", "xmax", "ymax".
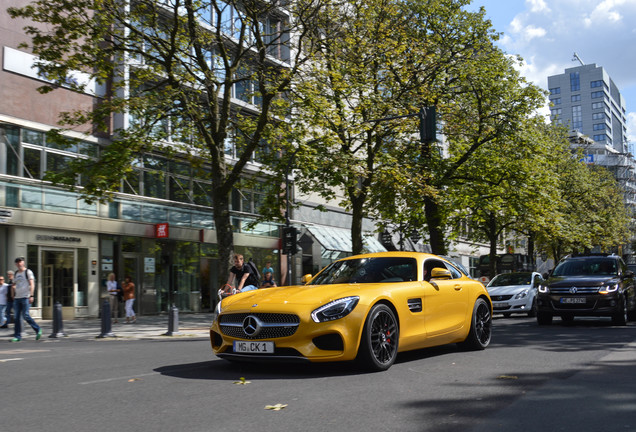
[
  {"xmin": 537, "ymin": 312, "xmax": 553, "ymax": 325},
  {"xmin": 357, "ymin": 304, "xmax": 399, "ymax": 372},
  {"xmin": 458, "ymin": 298, "xmax": 491, "ymax": 350}
]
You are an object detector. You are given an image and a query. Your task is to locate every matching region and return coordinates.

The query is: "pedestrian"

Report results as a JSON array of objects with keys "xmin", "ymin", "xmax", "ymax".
[
  {"xmin": 122, "ymin": 275, "xmax": 136, "ymax": 324},
  {"xmin": 2, "ymin": 270, "xmax": 14, "ymax": 328},
  {"xmin": 261, "ymin": 271, "xmax": 277, "ymax": 288},
  {"xmin": 225, "ymin": 254, "xmax": 259, "ymax": 293},
  {"xmin": 0, "ymin": 276, "xmax": 8, "ymax": 328},
  {"xmin": 11, "ymin": 257, "xmax": 41, "ymax": 342},
  {"xmin": 106, "ymin": 273, "xmax": 120, "ymax": 323}
]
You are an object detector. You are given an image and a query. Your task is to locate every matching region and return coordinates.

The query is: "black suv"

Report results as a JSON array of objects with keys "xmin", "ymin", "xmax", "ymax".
[{"xmin": 537, "ymin": 254, "xmax": 636, "ymax": 325}]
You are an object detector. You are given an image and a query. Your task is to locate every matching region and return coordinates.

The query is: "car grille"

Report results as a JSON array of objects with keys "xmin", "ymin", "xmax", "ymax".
[
  {"xmin": 549, "ymin": 287, "xmax": 599, "ymax": 294},
  {"xmin": 490, "ymin": 295, "xmax": 513, "ymax": 301},
  {"xmin": 219, "ymin": 313, "xmax": 300, "ymax": 340}
]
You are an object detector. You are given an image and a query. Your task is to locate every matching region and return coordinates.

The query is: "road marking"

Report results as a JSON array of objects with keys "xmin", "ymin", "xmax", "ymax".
[
  {"xmin": 0, "ymin": 358, "xmax": 24, "ymax": 362},
  {"xmin": 79, "ymin": 372, "xmax": 160, "ymax": 385}
]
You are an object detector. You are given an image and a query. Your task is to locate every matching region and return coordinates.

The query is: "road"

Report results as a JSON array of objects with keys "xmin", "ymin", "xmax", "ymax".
[{"xmin": 1, "ymin": 315, "xmax": 635, "ymax": 432}]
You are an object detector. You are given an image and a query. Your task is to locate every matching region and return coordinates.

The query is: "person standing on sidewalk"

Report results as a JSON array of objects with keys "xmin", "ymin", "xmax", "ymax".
[
  {"xmin": 2, "ymin": 270, "xmax": 14, "ymax": 328},
  {"xmin": 0, "ymin": 276, "xmax": 8, "ymax": 328},
  {"xmin": 106, "ymin": 273, "xmax": 120, "ymax": 323},
  {"xmin": 11, "ymin": 257, "xmax": 41, "ymax": 342},
  {"xmin": 123, "ymin": 275, "xmax": 136, "ymax": 324}
]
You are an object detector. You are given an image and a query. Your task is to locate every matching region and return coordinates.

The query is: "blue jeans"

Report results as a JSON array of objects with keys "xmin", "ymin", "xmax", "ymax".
[
  {"xmin": 13, "ymin": 298, "xmax": 40, "ymax": 340},
  {"xmin": 241, "ymin": 285, "xmax": 258, "ymax": 292},
  {"xmin": 0, "ymin": 304, "xmax": 6, "ymax": 327}
]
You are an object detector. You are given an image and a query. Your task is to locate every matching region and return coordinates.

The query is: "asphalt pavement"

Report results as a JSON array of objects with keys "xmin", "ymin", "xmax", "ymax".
[{"xmin": 1, "ymin": 312, "xmax": 216, "ymax": 342}]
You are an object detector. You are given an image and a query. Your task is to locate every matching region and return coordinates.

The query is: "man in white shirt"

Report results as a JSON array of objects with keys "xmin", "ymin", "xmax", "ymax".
[{"xmin": 11, "ymin": 257, "xmax": 41, "ymax": 342}]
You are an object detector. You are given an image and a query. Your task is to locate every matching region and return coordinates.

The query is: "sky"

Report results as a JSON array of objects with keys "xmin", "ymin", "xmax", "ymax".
[{"xmin": 469, "ymin": 0, "xmax": 636, "ymax": 145}]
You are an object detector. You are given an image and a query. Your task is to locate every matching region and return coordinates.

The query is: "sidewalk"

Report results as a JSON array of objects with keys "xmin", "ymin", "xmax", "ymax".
[{"xmin": 1, "ymin": 312, "xmax": 217, "ymax": 342}]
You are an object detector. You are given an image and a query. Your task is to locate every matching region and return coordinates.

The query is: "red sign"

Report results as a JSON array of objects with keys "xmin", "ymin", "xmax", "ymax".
[{"xmin": 155, "ymin": 223, "xmax": 169, "ymax": 238}]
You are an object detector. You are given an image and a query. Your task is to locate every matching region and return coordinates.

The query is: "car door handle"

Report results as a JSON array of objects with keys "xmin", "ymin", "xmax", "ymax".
[{"xmin": 454, "ymin": 284, "xmax": 462, "ymax": 291}]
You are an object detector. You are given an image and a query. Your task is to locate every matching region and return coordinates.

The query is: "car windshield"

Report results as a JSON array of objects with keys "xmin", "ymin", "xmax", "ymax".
[
  {"xmin": 552, "ymin": 258, "xmax": 618, "ymax": 277},
  {"xmin": 309, "ymin": 257, "xmax": 417, "ymax": 285},
  {"xmin": 489, "ymin": 273, "xmax": 532, "ymax": 286}
]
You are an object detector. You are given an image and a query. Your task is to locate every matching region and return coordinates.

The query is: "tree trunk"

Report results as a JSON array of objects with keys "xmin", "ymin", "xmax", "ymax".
[
  {"xmin": 350, "ymin": 193, "xmax": 365, "ymax": 255},
  {"xmin": 424, "ymin": 196, "xmax": 447, "ymax": 255},
  {"xmin": 212, "ymin": 191, "xmax": 234, "ymax": 291}
]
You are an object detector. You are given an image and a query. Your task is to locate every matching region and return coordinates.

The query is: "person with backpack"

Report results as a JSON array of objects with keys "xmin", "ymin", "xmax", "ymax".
[
  {"xmin": 225, "ymin": 254, "xmax": 259, "ymax": 293},
  {"xmin": 10, "ymin": 257, "xmax": 41, "ymax": 342}
]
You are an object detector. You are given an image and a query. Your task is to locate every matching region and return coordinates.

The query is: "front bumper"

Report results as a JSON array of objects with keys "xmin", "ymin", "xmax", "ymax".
[
  {"xmin": 537, "ymin": 292, "xmax": 621, "ymax": 316},
  {"xmin": 210, "ymin": 310, "xmax": 364, "ymax": 363},
  {"xmin": 490, "ymin": 296, "xmax": 534, "ymax": 314}
]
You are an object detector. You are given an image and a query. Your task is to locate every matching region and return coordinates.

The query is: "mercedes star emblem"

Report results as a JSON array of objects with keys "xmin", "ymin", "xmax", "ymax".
[{"xmin": 242, "ymin": 315, "xmax": 262, "ymax": 337}]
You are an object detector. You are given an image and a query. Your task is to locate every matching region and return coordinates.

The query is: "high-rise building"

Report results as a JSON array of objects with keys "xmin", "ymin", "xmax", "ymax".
[{"xmin": 548, "ymin": 61, "xmax": 628, "ymax": 152}]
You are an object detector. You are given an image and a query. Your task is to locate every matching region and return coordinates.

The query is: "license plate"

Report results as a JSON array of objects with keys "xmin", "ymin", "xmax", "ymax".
[
  {"xmin": 233, "ymin": 341, "xmax": 274, "ymax": 354},
  {"xmin": 561, "ymin": 297, "xmax": 586, "ymax": 304},
  {"xmin": 493, "ymin": 302, "xmax": 509, "ymax": 308}
]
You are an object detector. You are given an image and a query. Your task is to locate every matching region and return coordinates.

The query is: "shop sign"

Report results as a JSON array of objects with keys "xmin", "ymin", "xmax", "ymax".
[{"xmin": 155, "ymin": 223, "xmax": 169, "ymax": 238}]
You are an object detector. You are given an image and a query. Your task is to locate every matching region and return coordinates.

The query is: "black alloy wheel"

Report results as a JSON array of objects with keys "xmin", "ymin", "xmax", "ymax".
[
  {"xmin": 612, "ymin": 296, "xmax": 627, "ymax": 326},
  {"xmin": 357, "ymin": 304, "xmax": 399, "ymax": 371},
  {"xmin": 459, "ymin": 298, "xmax": 492, "ymax": 350}
]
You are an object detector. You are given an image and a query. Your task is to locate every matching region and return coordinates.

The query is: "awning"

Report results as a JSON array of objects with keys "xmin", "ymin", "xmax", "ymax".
[{"xmin": 304, "ymin": 225, "xmax": 386, "ymax": 255}]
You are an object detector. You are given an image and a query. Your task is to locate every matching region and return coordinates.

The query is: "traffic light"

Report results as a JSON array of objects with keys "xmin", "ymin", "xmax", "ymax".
[
  {"xmin": 419, "ymin": 106, "xmax": 436, "ymax": 143},
  {"xmin": 282, "ymin": 226, "xmax": 298, "ymax": 255}
]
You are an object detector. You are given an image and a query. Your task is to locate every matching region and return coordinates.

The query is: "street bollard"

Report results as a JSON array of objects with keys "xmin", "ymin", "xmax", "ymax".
[
  {"xmin": 164, "ymin": 304, "xmax": 180, "ymax": 336},
  {"xmin": 49, "ymin": 301, "xmax": 67, "ymax": 338},
  {"xmin": 97, "ymin": 299, "xmax": 115, "ymax": 338}
]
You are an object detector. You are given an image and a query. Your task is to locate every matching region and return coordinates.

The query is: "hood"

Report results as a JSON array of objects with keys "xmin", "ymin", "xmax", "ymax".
[
  {"xmin": 547, "ymin": 275, "xmax": 620, "ymax": 288},
  {"xmin": 487, "ymin": 284, "xmax": 531, "ymax": 295},
  {"xmin": 219, "ymin": 283, "xmax": 363, "ymax": 312}
]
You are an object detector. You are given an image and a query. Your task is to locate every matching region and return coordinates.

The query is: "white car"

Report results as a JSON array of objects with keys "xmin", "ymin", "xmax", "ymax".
[{"xmin": 487, "ymin": 272, "xmax": 543, "ymax": 317}]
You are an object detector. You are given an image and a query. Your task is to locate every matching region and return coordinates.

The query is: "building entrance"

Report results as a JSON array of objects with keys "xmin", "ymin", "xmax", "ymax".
[{"xmin": 41, "ymin": 249, "xmax": 75, "ymax": 319}]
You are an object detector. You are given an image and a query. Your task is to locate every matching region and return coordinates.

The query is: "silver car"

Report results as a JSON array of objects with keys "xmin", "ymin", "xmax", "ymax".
[{"xmin": 487, "ymin": 272, "xmax": 543, "ymax": 317}]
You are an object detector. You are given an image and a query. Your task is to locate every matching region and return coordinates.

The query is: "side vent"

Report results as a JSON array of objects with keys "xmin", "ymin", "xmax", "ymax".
[{"xmin": 408, "ymin": 298, "xmax": 422, "ymax": 313}]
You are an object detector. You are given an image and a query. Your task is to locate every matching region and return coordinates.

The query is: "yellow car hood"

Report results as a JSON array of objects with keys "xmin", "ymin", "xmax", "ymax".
[{"xmin": 220, "ymin": 284, "xmax": 363, "ymax": 311}]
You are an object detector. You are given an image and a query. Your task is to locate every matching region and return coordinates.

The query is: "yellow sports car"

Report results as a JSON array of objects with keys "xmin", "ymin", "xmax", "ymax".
[{"xmin": 210, "ymin": 252, "xmax": 492, "ymax": 371}]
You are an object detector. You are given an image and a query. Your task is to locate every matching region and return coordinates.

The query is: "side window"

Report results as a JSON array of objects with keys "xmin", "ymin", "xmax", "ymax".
[{"xmin": 424, "ymin": 259, "xmax": 461, "ymax": 280}]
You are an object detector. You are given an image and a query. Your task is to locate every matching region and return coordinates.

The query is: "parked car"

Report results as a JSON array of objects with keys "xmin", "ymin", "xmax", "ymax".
[
  {"xmin": 536, "ymin": 254, "xmax": 636, "ymax": 325},
  {"xmin": 210, "ymin": 252, "xmax": 492, "ymax": 371},
  {"xmin": 486, "ymin": 272, "xmax": 543, "ymax": 317}
]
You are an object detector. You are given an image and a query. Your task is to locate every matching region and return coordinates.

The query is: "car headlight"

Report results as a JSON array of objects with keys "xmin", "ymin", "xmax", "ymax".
[
  {"xmin": 514, "ymin": 289, "xmax": 529, "ymax": 299},
  {"xmin": 538, "ymin": 285, "xmax": 549, "ymax": 294},
  {"xmin": 215, "ymin": 300, "xmax": 223, "ymax": 314},
  {"xmin": 311, "ymin": 296, "xmax": 359, "ymax": 323},
  {"xmin": 600, "ymin": 283, "xmax": 619, "ymax": 294}
]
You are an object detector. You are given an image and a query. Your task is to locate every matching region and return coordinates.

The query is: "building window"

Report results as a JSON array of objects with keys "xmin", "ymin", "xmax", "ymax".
[
  {"xmin": 571, "ymin": 95, "xmax": 581, "ymax": 102},
  {"xmin": 593, "ymin": 123, "xmax": 605, "ymax": 131},
  {"xmin": 593, "ymin": 134, "xmax": 606, "ymax": 142},
  {"xmin": 550, "ymin": 87, "xmax": 561, "ymax": 95},
  {"xmin": 591, "ymin": 91, "xmax": 604, "ymax": 99},
  {"xmin": 572, "ymin": 105, "xmax": 582, "ymax": 129},
  {"xmin": 551, "ymin": 98, "xmax": 561, "ymax": 105},
  {"xmin": 592, "ymin": 112, "xmax": 604, "ymax": 120},
  {"xmin": 590, "ymin": 80, "xmax": 603, "ymax": 88},
  {"xmin": 570, "ymin": 72, "xmax": 580, "ymax": 91},
  {"xmin": 592, "ymin": 102, "xmax": 603, "ymax": 109}
]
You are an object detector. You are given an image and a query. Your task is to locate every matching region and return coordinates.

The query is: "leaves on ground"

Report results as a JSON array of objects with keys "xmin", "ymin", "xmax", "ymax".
[
  {"xmin": 233, "ymin": 377, "xmax": 251, "ymax": 385},
  {"xmin": 265, "ymin": 404, "xmax": 288, "ymax": 411}
]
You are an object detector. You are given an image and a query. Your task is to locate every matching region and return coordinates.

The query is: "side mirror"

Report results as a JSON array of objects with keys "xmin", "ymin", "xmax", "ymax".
[
  {"xmin": 301, "ymin": 274, "xmax": 313, "ymax": 284},
  {"xmin": 430, "ymin": 268, "xmax": 452, "ymax": 280}
]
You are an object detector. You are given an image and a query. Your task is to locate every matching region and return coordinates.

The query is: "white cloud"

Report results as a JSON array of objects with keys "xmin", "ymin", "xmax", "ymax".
[
  {"xmin": 526, "ymin": 0, "xmax": 551, "ymax": 13},
  {"xmin": 583, "ymin": 0, "xmax": 626, "ymax": 27}
]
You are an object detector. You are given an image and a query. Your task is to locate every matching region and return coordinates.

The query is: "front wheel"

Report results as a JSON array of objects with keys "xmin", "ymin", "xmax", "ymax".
[
  {"xmin": 458, "ymin": 298, "xmax": 491, "ymax": 350},
  {"xmin": 612, "ymin": 296, "xmax": 627, "ymax": 326},
  {"xmin": 357, "ymin": 304, "xmax": 399, "ymax": 372},
  {"xmin": 537, "ymin": 312, "xmax": 553, "ymax": 325}
]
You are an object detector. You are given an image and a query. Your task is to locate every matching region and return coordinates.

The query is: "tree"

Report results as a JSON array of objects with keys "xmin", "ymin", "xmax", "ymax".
[
  {"xmin": 9, "ymin": 0, "xmax": 324, "ymax": 286},
  {"xmin": 292, "ymin": 0, "xmax": 500, "ymax": 255}
]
